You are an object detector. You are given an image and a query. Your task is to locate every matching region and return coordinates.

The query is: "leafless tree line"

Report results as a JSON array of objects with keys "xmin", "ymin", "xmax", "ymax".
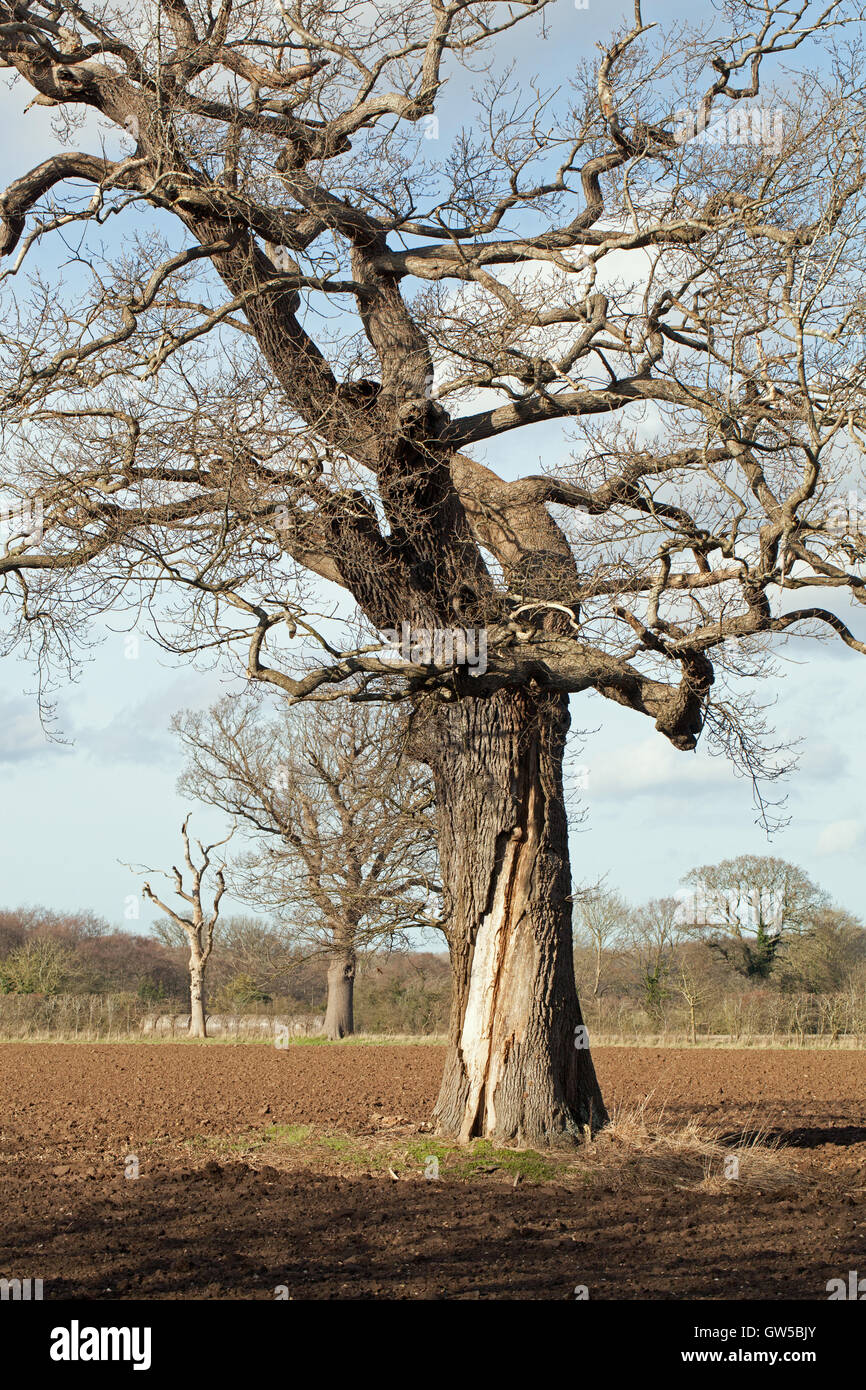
[{"xmin": 574, "ymin": 854, "xmax": 866, "ymax": 1039}]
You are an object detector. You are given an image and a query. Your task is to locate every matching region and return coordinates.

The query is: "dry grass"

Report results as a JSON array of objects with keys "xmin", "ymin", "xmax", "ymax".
[
  {"xmin": 589, "ymin": 1033, "xmax": 866, "ymax": 1050},
  {"xmin": 582, "ymin": 1095, "xmax": 795, "ymax": 1192}
]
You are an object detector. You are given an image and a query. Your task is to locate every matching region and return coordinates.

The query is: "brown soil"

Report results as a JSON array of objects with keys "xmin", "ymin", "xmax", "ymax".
[{"xmin": 0, "ymin": 1043, "xmax": 863, "ymax": 1300}]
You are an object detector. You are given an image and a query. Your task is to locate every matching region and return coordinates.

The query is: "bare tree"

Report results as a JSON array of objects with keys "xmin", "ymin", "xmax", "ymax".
[
  {"xmin": 672, "ymin": 959, "xmax": 712, "ymax": 1044},
  {"xmin": 1, "ymin": 1, "xmax": 866, "ymax": 1140},
  {"xmin": 139, "ymin": 817, "xmax": 230, "ymax": 1037},
  {"xmin": 626, "ymin": 897, "xmax": 684, "ymax": 1021},
  {"xmin": 680, "ymin": 854, "xmax": 828, "ymax": 980},
  {"xmin": 779, "ymin": 905, "xmax": 866, "ymax": 992},
  {"xmin": 173, "ymin": 697, "xmax": 439, "ymax": 1038},
  {"xmin": 573, "ymin": 887, "xmax": 628, "ymax": 998}
]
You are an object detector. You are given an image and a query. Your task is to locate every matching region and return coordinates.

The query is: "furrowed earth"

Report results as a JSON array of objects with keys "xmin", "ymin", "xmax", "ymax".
[{"xmin": 1, "ymin": 1043, "xmax": 863, "ymax": 1300}]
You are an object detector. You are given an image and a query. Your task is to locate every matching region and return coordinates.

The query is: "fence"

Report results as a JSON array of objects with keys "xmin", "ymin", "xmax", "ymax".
[{"xmin": 140, "ymin": 1012, "xmax": 324, "ymax": 1038}]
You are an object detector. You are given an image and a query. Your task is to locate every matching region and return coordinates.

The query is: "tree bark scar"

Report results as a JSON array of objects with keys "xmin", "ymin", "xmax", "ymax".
[{"xmin": 458, "ymin": 739, "xmax": 537, "ymax": 1141}]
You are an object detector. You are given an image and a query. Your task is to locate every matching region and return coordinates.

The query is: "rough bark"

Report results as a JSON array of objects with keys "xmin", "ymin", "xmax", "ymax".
[
  {"xmin": 323, "ymin": 942, "xmax": 356, "ymax": 1040},
  {"xmin": 189, "ymin": 954, "xmax": 207, "ymax": 1039},
  {"xmin": 427, "ymin": 688, "xmax": 607, "ymax": 1146}
]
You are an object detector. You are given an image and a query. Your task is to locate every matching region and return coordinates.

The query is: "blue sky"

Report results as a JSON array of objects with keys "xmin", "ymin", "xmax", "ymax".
[{"xmin": 0, "ymin": 2, "xmax": 863, "ymax": 932}]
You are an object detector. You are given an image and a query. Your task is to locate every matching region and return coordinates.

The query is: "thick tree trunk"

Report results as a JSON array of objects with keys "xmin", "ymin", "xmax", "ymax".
[
  {"xmin": 189, "ymin": 955, "xmax": 207, "ymax": 1039},
  {"xmin": 323, "ymin": 942, "xmax": 356, "ymax": 1040},
  {"xmin": 429, "ymin": 688, "xmax": 607, "ymax": 1146}
]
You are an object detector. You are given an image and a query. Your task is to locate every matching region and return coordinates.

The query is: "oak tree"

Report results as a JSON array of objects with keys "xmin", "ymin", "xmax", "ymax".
[{"xmin": 173, "ymin": 697, "xmax": 439, "ymax": 1038}]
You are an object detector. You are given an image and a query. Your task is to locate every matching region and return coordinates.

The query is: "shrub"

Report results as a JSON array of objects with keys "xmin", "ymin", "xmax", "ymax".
[{"xmin": 0, "ymin": 939, "xmax": 75, "ymax": 995}]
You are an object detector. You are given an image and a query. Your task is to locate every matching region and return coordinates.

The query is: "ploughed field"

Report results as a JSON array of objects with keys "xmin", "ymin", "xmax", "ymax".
[{"xmin": 0, "ymin": 1043, "xmax": 863, "ymax": 1300}]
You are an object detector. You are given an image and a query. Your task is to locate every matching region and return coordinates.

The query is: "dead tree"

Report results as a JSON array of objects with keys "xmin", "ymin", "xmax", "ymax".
[
  {"xmin": 140, "ymin": 818, "xmax": 230, "ymax": 1037},
  {"xmin": 1, "ymin": 1, "xmax": 866, "ymax": 1142}
]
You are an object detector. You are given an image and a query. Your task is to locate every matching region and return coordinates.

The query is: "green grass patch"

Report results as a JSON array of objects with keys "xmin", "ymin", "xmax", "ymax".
[
  {"xmin": 182, "ymin": 1122, "xmax": 557, "ymax": 1184},
  {"xmin": 261, "ymin": 1123, "xmax": 314, "ymax": 1146},
  {"xmin": 458, "ymin": 1140, "xmax": 556, "ymax": 1182},
  {"xmin": 402, "ymin": 1137, "xmax": 555, "ymax": 1182}
]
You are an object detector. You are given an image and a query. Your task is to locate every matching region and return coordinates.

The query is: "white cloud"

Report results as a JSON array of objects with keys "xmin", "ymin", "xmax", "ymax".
[
  {"xmin": 0, "ymin": 697, "xmax": 52, "ymax": 763},
  {"xmin": 566, "ymin": 736, "xmax": 731, "ymax": 801},
  {"xmin": 74, "ymin": 670, "xmax": 232, "ymax": 766},
  {"xmin": 815, "ymin": 819, "xmax": 864, "ymax": 856},
  {"xmin": 795, "ymin": 739, "xmax": 850, "ymax": 783}
]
